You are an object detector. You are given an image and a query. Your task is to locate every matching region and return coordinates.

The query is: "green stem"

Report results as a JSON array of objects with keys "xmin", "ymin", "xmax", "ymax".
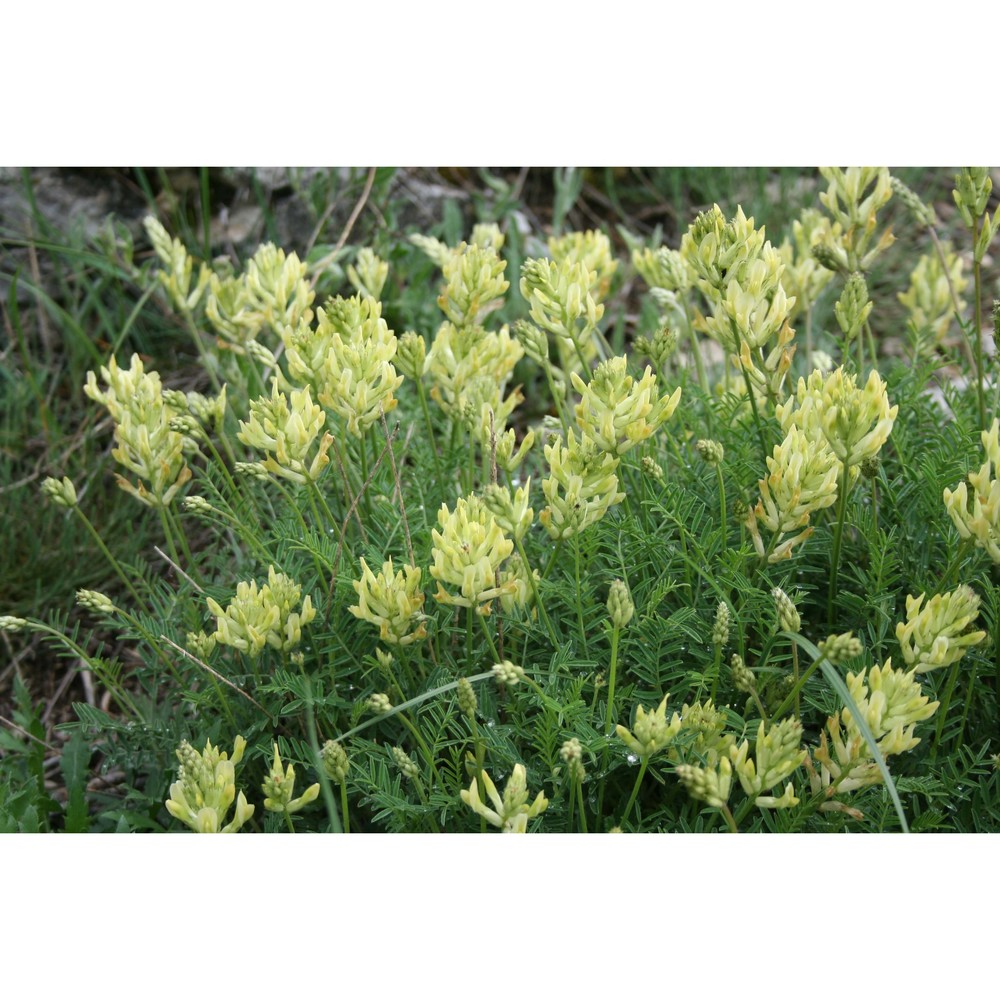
[
  {"xmin": 710, "ymin": 643, "xmax": 722, "ymax": 704},
  {"xmin": 514, "ymin": 535, "xmax": 558, "ymax": 646},
  {"xmin": 791, "ymin": 641, "xmax": 801, "ymax": 724},
  {"xmin": 283, "ymin": 808, "xmax": 296, "ymax": 834},
  {"xmin": 576, "ymin": 778, "xmax": 589, "ymax": 834},
  {"xmin": 681, "ymin": 296, "xmax": 710, "ymax": 400},
  {"xmin": 541, "ymin": 540, "xmax": 563, "ymax": 581},
  {"xmin": 621, "ymin": 756, "xmax": 649, "ymax": 827},
  {"xmin": 972, "ymin": 216, "xmax": 986, "ymax": 433},
  {"xmin": 605, "ymin": 623, "xmax": 621, "ymax": 731},
  {"xmin": 573, "ymin": 535, "xmax": 588, "ymax": 652},
  {"xmin": 416, "ymin": 381, "xmax": 444, "ymax": 483},
  {"xmin": 931, "ymin": 659, "xmax": 963, "ymax": 761},
  {"xmin": 720, "ymin": 803, "xmax": 739, "ymax": 834},
  {"xmin": 826, "ymin": 463, "xmax": 851, "ymax": 630},
  {"xmin": 731, "ymin": 322, "xmax": 769, "ymax": 464},
  {"xmin": 478, "ymin": 614, "xmax": 501, "ymax": 664},
  {"xmin": 157, "ymin": 506, "xmax": 183, "ymax": 573},
  {"xmin": 340, "ymin": 780, "xmax": 350, "ymax": 834},
  {"xmin": 72, "ymin": 508, "xmax": 146, "ymax": 609},
  {"xmin": 399, "ymin": 712, "xmax": 442, "ymax": 785},
  {"xmin": 939, "ymin": 540, "xmax": 973, "ymax": 591},
  {"xmin": 953, "ymin": 658, "xmax": 979, "ymax": 754},
  {"xmin": 358, "ymin": 430, "xmax": 374, "ymax": 521},
  {"xmin": 716, "ymin": 464, "xmax": 727, "ymax": 541}
]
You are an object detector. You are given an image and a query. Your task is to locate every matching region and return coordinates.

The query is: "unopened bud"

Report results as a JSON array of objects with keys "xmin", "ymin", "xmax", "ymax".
[
  {"xmin": 771, "ymin": 587, "xmax": 801, "ymax": 633},
  {"xmin": 493, "ymin": 660, "xmax": 526, "ymax": 685},
  {"xmin": 321, "ymin": 740, "xmax": 349, "ymax": 783},
  {"xmin": 607, "ymin": 579, "xmax": 634, "ymax": 629},
  {"xmin": 696, "ymin": 439, "xmax": 725, "ymax": 466},
  {"xmin": 76, "ymin": 589, "xmax": 117, "ymax": 614},
  {"xmin": 367, "ymin": 693, "xmax": 393, "ymax": 714},
  {"xmin": 712, "ymin": 601, "xmax": 730, "ymax": 646},
  {"xmin": 457, "ymin": 676, "xmax": 478, "ymax": 718},
  {"xmin": 641, "ymin": 456, "xmax": 664, "ymax": 482},
  {"xmin": 396, "ymin": 332, "xmax": 427, "ymax": 380},
  {"xmin": 818, "ymin": 632, "xmax": 862, "ymax": 665},
  {"xmin": 731, "ymin": 653, "xmax": 756, "ymax": 693},
  {"xmin": 41, "ymin": 476, "xmax": 77, "ymax": 508},
  {"xmin": 391, "ymin": 746, "xmax": 419, "ymax": 781}
]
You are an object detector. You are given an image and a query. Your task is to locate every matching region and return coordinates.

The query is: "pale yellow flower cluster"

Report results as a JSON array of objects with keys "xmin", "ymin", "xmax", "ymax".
[
  {"xmin": 778, "ymin": 209, "xmax": 837, "ymax": 325},
  {"xmin": 207, "ymin": 566, "xmax": 316, "ymax": 657},
  {"xmin": 283, "ymin": 294, "xmax": 403, "ymax": 437},
  {"xmin": 811, "ymin": 659, "xmax": 938, "ymax": 805},
  {"xmin": 261, "ymin": 743, "xmax": 320, "ymax": 815},
  {"xmin": 571, "ymin": 356, "xmax": 681, "ymax": 455},
  {"xmin": 539, "ymin": 431, "xmax": 625, "ymax": 540},
  {"xmin": 548, "ymin": 229, "xmax": 617, "ymax": 301},
  {"xmin": 746, "ymin": 425, "xmax": 839, "ymax": 562},
  {"xmin": 815, "ymin": 167, "xmax": 895, "ymax": 273},
  {"xmin": 84, "ymin": 354, "xmax": 192, "ymax": 508},
  {"xmin": 748, "ymin": 366, "xmax": 897, "ymax": 561},
  {"xmin": 461, "ymin": 763, "xmax": 549, "ymax": 833},
  {"xmin": 144, "ymin": 216, "xmax": 211, "ymax": 315},
  {"xmin": 165, "ymin": 735, "xmax": 255, "ymax": 834},
  {"xmin": 680, "ymin": 204, "xmax": 795, "ymax": 399},
  {"xmin": 346, "ymin": 247, "xmax": 389, "ymax": 301},
  {"xmin": 237, "ymin": 379, "xmax": 333, "ymax": 484},
  {"xmin": 429, "ymin": 495, "xmax": 516, "ymax": 615},
  {"xmin": 349, "ymin": 557, "xmax": 426, "ymax": 646},
  {"xmin": 898, "ymin": 246, "xmax": 966, "ymax": 353},
  {"xmin": 895, "ymin": 586, "xmax": 986, "ymax": 673},
  {"xmin": 943, "ymin": 419, "xmax": 1000, "ymax": 561},
  {"xmin": 615, "ymin": 695, "xmax": 682, "ymax": 758},
  {"xmin": 520, "ymin": 255, "xmax": 604, "ymax": 373},
  {"xmin": 730, "ymin": 718, "xmax": 806, "ymax": 809}
]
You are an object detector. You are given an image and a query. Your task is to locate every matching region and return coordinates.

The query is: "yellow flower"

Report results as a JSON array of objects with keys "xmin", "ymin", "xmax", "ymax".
[
  {"xmin": 747, "ymin": 425, "xmax": 839, "ymax": 561},
  {"xmin": 571, "ymin": 356, "xmax": 681, "ymax": 455},
  {"xmin": 430, "ymin": 496, "xmax": 515, "ymax": 615},
  {"xmin": 944, "ymin": 419, "xmax": 1000, "ymax": 562},
  {"xmin": 237, "ymin": 380, "xmax": 332, "ymax": 485},
  {"xmin": 896, "ymin": 586, "xmax": 986, "ymax": 673},
  {"xmin": 165, "ymin": 736, "xmax": 254, "ymax": 833},
  {"xmin": 615, "ymin": 695, "xmax": 681, "ymax": 758},
  {"xmin": 84, "ymin": 354, "xmax": 192, "ymax": 508},
  {"xmin": 539, "ymin": 431, "xmax": 624, "ymax": 540},
  {"xmin": 262, "ymin": 743, "xmax": 320, "ymax": 814},
  {"xmin": 349, "ymin": 557, "xmax": 426, "ymax": 646},
  {"xmin": 461, "ymin": 762, "xmax": 548, "ymax": 833},
  {"xmin": 207, "ymin": 566, "xmax": 316, "ymax": 657}
]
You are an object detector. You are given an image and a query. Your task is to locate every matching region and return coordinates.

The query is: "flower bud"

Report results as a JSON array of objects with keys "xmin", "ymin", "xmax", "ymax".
[
  {"xmin": 396, "ymin": 331, "xmax": 428, "ymax": 380},
  {"xmin": 771, "ymin": 587, "xmax": 801, "ymax": 633},
  {"xmin": 711, "ymin": 601, "xmax": 730, "ymax": 646},
  {"xmin": 182, "ymin": 495, "xmax": 216, "ymax": 516},
  {"xmin": 818, "ymin": 632, "xmax": 863, "ymax": 665},
  {"xmin": 730, "ymin": 653, "xmax": 756, "ymax": 693},
  {"xmin": 493, "ymin": 660, "xmax": 526, "ymax": 685},
  {"xmin": 76, "ymin": 590, "xmax": 117, "ymax": 614},
  {"xmin": 457, "ymin": 676, "xmax": 478, "ymax": 718},
  {"xmin": 641, "ymin": 456, "xmax": 664, "ymax": 482},
  {"xmin": 367, "ymin": 693, "xmax": 393, "ymax": 714},
  {"xmin": 41, "ymin": 476, "xmax": 77, "ymax": 508},
  {"xmin": 391, "ymin": 746, "xmax": 419, "ymax": 781},
  {"xmin": 0, "ymin": 616, "xmax": 29, "ymax": 632},
  {"xmin": 696, "ymin": 439, "xmax": 725, "ymax": 466},
  {"xmin": 321, "ymin": 740, "xmax": 350, "ymax": 783},
  {"xmin": 607, "ymin": 579, "xmax": 634, "ymax": 629}
]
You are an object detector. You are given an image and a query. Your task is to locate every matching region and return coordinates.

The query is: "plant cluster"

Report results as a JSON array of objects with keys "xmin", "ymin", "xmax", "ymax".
[{"xmin": 3, "ymin": 166, "xmax": 1000, "ymax": 833}]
